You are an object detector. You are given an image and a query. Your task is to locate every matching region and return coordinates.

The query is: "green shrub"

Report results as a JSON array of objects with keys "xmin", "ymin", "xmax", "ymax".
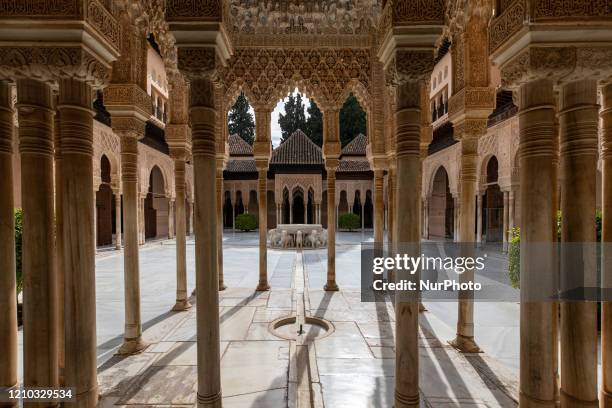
[
  {"xmin": 507, "ymin": 211, "xmax": 602, "ymax": 289},
  {"xmin": 235, "ymin": 213, "xmax": 257, "ymax": 232},
  {"xmin": 15, "ymin": 208, "xmax": 22, "ymax": 295},
  {"xmin": 339, "ymin": 213, "xmax": 361, "ymax": 231},
  {"xmin": 508, "ymin": 227, "xmax": 520, "ymax": 289}
]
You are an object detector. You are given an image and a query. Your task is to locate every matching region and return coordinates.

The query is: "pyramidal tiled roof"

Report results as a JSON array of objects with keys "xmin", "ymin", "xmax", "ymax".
[
  {"xmin": 228, "ymin": 134, "xmax": 253, "ymax": 156},
  {"xmin": 341, "ymin": 133, "xmax": 368, "ymax": 156},
  {"xmin": 271, "ymin": 129, "xmax": 324, "ymax": 165}
]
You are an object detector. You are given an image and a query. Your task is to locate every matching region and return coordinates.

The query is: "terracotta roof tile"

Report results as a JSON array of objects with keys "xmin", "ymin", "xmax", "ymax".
[
  {"xmin": 341, "ymin": 134, "xmax": 368, "ymax": 156},
  {"xmin": 337, "ymin": 159, "xmax": 371, "ymax": 172},
  {"xmin": 271, "ymin": 129, "xmax": 323, "ymax": 165},
  {"xmin": 225, "ymin": 159, "xmax": 257, "ymax": 173},
  {"xmin": 228, "ymin": 134, "xmax": 253, "ymax": 156}
]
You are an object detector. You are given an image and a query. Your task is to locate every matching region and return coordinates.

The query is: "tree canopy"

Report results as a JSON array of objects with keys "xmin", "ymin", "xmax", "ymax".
[
  {"xmin": 278, "ymin": 93, "xmax": 308, "ymax": 143},
  {"xmin": 228, "ymin": 92, "xmax": 255, "ymax": 145},
  {"xmin": 339, "ymin": 95, "xmax": 367, "ymax": 147},
  {"xmin": 306, "ymin": 101, "xmax": 323, "ymax": 147}
]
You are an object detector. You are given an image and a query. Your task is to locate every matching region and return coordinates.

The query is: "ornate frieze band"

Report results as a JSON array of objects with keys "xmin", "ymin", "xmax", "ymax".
[
  {"xmin": 500, "ymin": 46, "xmax": 612, "ymax": 88},
  {"xmin": 0, "ymin": 46, "xmax": 110, "ymax": 87}
]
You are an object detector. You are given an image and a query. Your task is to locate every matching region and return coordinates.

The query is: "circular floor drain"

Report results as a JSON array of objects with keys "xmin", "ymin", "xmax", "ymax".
[{"xmin": 269, "ymin": 316, "xmax": 334, "ymax": 341}]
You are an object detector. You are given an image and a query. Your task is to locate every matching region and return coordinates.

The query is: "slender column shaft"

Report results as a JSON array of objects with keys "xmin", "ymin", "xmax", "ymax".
[
  {"xmin": 190, "ymin": 79, "xmax": 221, "ymax": 408},
  {"xmin": 388, "ymin": 166, "xmax": 396, "ymax": 254},
  {"xmin": 394, "ymin": 81, "xmax": 421, "ymax": 408},
  {"xmin": 257, "ymin": 169, "xmax": 270, "ymax": 290},
  {"xmin": 423, "ymin": 199, "xmax": 429, "ymax": 239},
  {"xmin": 453, "ymin": 198, "xmax": 459, "ymax": 242},
  {"xmin": 17, "ymin": 78, "xmax": 59, "ymax": 397},
  {"xmin": 502, "ymin": 191, "xmax": 509, "ymax": 251},
  {"xmin": 0, "ymin": 81, "xmax": 17, "ymax": 400},
  {"xmin": 58, "ymin": 78, "xmax": 98, "ymax": 407},
  {"xmin": 53, "ymin": 101, "xmax": 65, "ymax": 385},
  {"xmin": 451, "ymin": 123, "xmax": 482, "ymax": 352},
  {"xmin": 325, "ymin": 169, "xmax": 338, "ymax": 291},
  {"xmin": 216, "ymin": 168, "xmax": 226, "ymax": 290},
  {"xmin": 559, "ymin": 79, "xmax": 599, "ymax": 408},
  {"xmin": 374, "ymin": 170, "xmax": 384, "ymax": 243},
  {"xmin": 189, "ymin": 201, "xmax": 194, "ymax": 235},
  {"xmin": 602, "ymin": 83, "xmax": 612, "ymax": 406},
  {"xmin": 118, "ymin": 128, "xmax": 147, "ymax": 354},
  {"xmin": 168, "ymin": 199, "xmax": 175, "ymax": 239},
  {"xmin": 508, "ymin": 191, "xmax": 515, "ymax": 233},
  {"xmin": 93, "ymin": 190, "xmax": 97, "ymax": 249},
  {"xmin": 476, "ymin": 194, "xmax": 483, "ymax": 244},
  {"xmin": 517, "ymin": 78, "xmax": 557, "ymax": 408},
  {"xmin": 115, "ymin": 194, "xmax": 122, "ymax": 249},
  {"xmin": 173, "ymin": 159, "xmax": 190, "ymax": 311}
]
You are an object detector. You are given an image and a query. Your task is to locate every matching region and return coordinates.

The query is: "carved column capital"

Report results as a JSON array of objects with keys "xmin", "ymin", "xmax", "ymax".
[
  {"xmin": 112, "ymin": 117, "xmax": 147, "ymax": 140},
  {"xmin": 0, "ymin": 47, "xmax": 112, "ymax": 88},
  {"xmin": 501, "ymin": 46, "xmax": 612, "ymax": 90}
]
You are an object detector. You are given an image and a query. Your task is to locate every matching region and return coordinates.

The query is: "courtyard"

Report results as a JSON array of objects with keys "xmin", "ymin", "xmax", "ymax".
[{"xmin": 18, "ymin": 233, "xmax": 520, "ymax": 407}]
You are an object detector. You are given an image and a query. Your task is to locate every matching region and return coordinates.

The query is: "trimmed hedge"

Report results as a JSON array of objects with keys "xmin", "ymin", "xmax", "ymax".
[
  {"xmin": 235, "ymin": 213, "xmax": 257, "ymax": 232},
  {"xmin": 15, "ymin": 208, "xmax": 22, "ymax": 295},
  {"xmin": 508, "ymin": 210, "xmax": 601, "ymax": 289},
  {"xmin": 339, "ymin": 213, "xmax": 361, "ymax": 231}
]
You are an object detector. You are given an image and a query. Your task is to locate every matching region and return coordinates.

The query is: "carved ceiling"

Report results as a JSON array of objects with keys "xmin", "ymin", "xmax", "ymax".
[{"xmin": 227, "ymin": 0, "xmax": 381, "ymax": 36}]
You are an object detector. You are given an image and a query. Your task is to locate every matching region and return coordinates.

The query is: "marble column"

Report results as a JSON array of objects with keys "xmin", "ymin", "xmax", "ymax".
[
  {"xmin": 559, "ymin": 79, "xmax": 599, "ymax": 408},
  {"xmin": 53, "ymin": 100, "xmax": 66, "ymax": 385},
  {"xmin": 453, "ymin": 197, "xmax": 459, "ymax": 242},
  {"xmin": 57, "ymin": 78, "xmax": 98, "ymax": 406},
  {"xmin": 423, "ymin": 198, "xmax": 429, "ymax": 239},
  {"xmin": 0, "ymin": 81, "xmax": 17, "ymax": 397},
  {"xmin": 168, "ymin": 199, "xmax": 175, "ymax": 239},
  {"xmin": 172, "ymin": 158, "xmax": 191, "ymax": 311},
  {"xmin": 117, "ymin": 123, "xmax": 147, "ymax": 354},
  {"xmin": 602, "ymin": 82, "xmax": 612, "ymax": 406},
  {"xmin": 115, "ymin": 193, "xmax": 122, "ymax": 249},
  {"xmin": 216, "ymin": 167, "xmax": 226, "ymax": 291},
  {"xmin": 17, "ymin": 78, "xmax": 59, "ymax": 392},
  {"xmin": 189, "ymin": 201, "xmax": 194, "ymax": 236},
  {"xmin": 325, "ymin": 168, "xmax": 339, "ymax": 291},
  {"xmin": 476, "ymin": 194, "xmax": 483, "ymax": 244},
  {"xmin": 502, "ymin": 191, "xmax": 509, "ymax": 252},
  {"xmin": 394, "ymin": 81, "xmax": 421, "ymax": 408},
  {"xmin": 508, "ymin": 190, "xmax": 515, "ymax": 233},
  {"xmin": 257, "ymin": 169, "xmax": 270, "ymax": 291},
  {"xmin": 374, "ymin": 170, "xmax": 384, "ymax": 243},
  {"xmin": 517, "ymin": 78, "xmax": 557, "ymax": 408},
  {"xmin": 190, "ymin": 78, "xmax": 222, "ymax": 408},
  {"xmin": 289, "ymin": 202, "xmax": 293, "ymax": 224},
  {"xmin": 451, "ymin": 124, "xmax": 482, "ymax": 353},
  {"xmin": 388, "ymin": 165, "xmax": 396, "ymax": 254},
  {"xmin": 93, "ymin": 190, "xmax": 98, "ymax": 250}
]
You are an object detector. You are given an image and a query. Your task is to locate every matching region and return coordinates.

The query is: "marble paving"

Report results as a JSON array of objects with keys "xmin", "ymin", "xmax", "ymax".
[{"xmin": 95, "ymin": 233, "xmax": 519, "ymax": 408}]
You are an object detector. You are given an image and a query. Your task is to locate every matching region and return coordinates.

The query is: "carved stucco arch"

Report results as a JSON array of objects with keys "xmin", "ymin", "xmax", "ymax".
[
  {"xmin": 275, "ymin": 174, "xmax": 322, "ymax": 204},
  {"xmin": 422, "ymin": 145, "xmax": 460, "ymax": 199},
  {"xmin": 139, "ymin": 146, "xmax": 175, "ymax": 199},
  {"xmin": 93, "ymin": 123, "xmax": 121, "ymax": 192}
]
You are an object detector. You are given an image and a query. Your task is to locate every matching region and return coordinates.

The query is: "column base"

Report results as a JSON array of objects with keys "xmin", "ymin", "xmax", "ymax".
[
  {"xmin": 448, "ymin": 334, "xmax": 481, "ymax": 353},
  {"xmin": 74, "ymin": 386, "xmax": 99, "ymax": 408},
  {"xmin": 256, "ymin": 282, "xmax": 270, "ymax": 291},
  {"xmin": 192, "ymin": 289, "xmax": 196, "ymax": 297},
  {"xmin": 560, "ymin": 390, "xmax": 598, "ymax": 408},
  {"xmin": 219, "ymin": 283, "xmax": 227, "ymax": 291},
  {"xmin": 419, "ymin": 302, "xmax": 427, "ymax": 312},
  {"xmin": 172, "ymin": 299, "xmax": 192, "ymax": 312},
  {"xmin": 601, "ymin": 389, "xmax": 612, "ymax": 407},
  {"xmin": 118, "ymin": 337, "xmax": 149, "ymax": 355},
  {"xmin": 197, "ymin": 391, "xmax": 222, "ymax": 408},
  {"xmin": 394, "ymin": 389, "xmax": 420, "ymax": 408},
  {"xmin": 324, "ymin": 282, "xmax": 339, "ymax": 291},
  {"xmin": 519, "ymin": 391, "xmax": 556, "ymax": 408}
]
